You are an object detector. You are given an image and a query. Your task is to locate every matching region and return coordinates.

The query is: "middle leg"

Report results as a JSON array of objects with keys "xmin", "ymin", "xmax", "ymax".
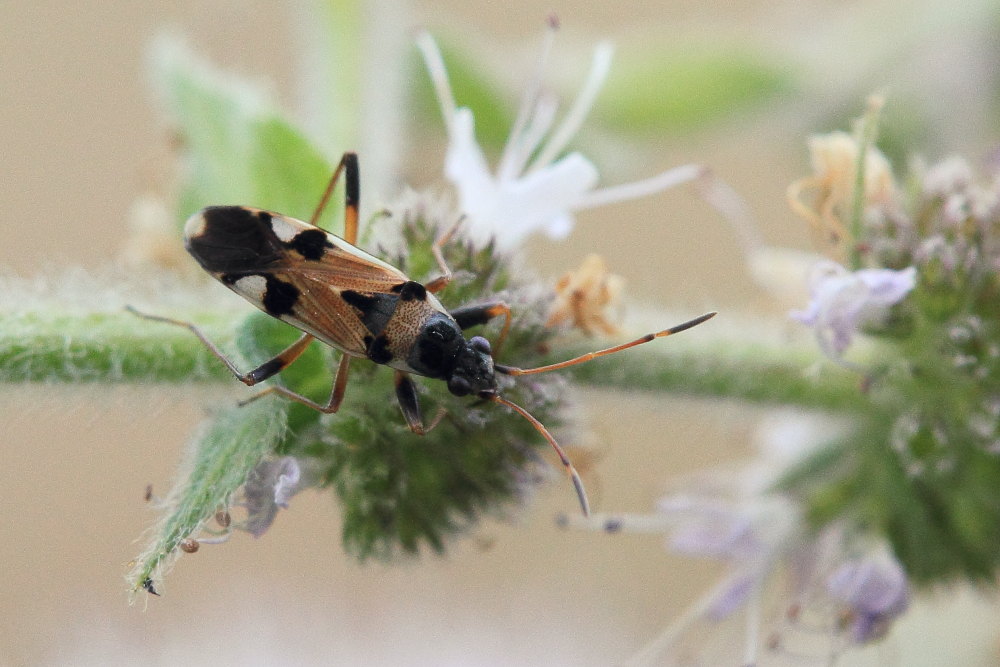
[{"xmin": 394, "ymin": 370, "xmax": 445, "ymax": 435}]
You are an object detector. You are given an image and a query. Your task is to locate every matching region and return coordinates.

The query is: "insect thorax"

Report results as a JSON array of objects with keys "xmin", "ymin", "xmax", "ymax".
[{"xmin": 404, "ymin": 312, "xmax": 468, "ymax": 379}]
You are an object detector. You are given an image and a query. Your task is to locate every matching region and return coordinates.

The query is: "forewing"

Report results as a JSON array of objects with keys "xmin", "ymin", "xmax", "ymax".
[{"xmin": 184, "ymin": 206, "xmax": 409, "ymax": 354}]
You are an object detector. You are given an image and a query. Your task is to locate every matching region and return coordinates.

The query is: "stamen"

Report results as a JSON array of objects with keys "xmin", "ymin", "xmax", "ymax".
[
  {"xmin": 696, "ymin": 170, "xmax": 764, "ymax": 254},
  {"xmin": 499, "ymin": 93, "xmax": 559, "ymax": 182},
  {"xmin": 498, "ymin": 18, "xmax": 560, "ymax": 180},
  {"xmin": 574, "ymin": 163, "xmax": 703, "ymax": 209},
  {"xmin": 559, "ymin": 512, "xmax": 676, "ymax": 533},
  {"xmin": 528, "ymin": 41, "xmax": 614, "ymax": 174},
  {"xmin": 415, "ymin": 32, "xmax": 457, "ymax": 136}
]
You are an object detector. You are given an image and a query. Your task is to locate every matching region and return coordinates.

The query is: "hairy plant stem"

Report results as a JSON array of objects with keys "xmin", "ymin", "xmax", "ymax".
[{"xmin": 0, "ymin": 308, "xmax": 866, "ymax": 413}]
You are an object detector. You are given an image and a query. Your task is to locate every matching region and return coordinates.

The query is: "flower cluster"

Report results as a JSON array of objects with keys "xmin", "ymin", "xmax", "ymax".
[
  {"xmin": 132, "ymin": 24, "xmax": 729, "ymax": 589},
  {"xmin": 782, "ymin": 118, "xmax": 1000, "ymax": 586},
  {"xmin": 565, "ymin": 410, "xmax": 910, "ymax": 663},
  {"xmin": 561, "ymin": 108, "xmax": 1000, "ymax": 661}
]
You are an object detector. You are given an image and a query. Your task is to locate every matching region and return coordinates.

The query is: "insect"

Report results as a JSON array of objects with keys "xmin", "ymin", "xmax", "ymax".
[
  {"xmin": 141, "ymin": 577, "xmax": 160, "ymax": 596},
  {"xmin": 129, "ymin": 152, "xmax": 715, "ymax": 516}
]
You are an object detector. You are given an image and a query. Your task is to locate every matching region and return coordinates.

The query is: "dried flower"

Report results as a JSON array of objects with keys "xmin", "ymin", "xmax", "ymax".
[
  {"xmin": 787, "ymin": 130, "xmax": 896, "ymax": 255},
  {"xmin": 545, "ymin": 254, "xmax": 624, "ymax": 336},
  {"xmin": 416, "ymin": 26, "xmax": 703, "ymax": 249}
]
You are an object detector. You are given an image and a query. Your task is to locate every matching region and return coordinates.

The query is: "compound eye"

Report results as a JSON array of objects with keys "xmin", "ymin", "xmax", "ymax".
[
  {"xmin": 469, "ymin": 336, "xmax": 492, "ymax": 355},
  {"xmin": 448, "ymin": 376, "xmax": 472, "ymax": 396}
]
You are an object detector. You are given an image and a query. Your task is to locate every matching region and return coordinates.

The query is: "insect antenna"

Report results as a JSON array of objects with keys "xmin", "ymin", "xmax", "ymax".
[
  {"xmin": 495, "ymin": 311, "xmax": 716, "ymax": 377},
  {"xmin": 489, "ymin": 394, "xmax": 591, "ymax": 516}
]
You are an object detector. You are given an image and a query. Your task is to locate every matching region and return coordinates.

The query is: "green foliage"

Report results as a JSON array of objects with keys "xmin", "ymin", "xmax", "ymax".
[
  {"xmin": 151, "ymin": 38, "xmax": 341, "ymax": 232},
  {"xmin": 594, "ymin": 45, "xmax": 794, "ymax": 134},
  {"xmin": 128, "ymin": 395, "xmax": 289, "ymax": 594}
]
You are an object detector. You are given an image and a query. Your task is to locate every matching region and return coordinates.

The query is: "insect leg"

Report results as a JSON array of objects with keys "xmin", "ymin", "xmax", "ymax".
[
  {"xmin": 448, "ymin": 301, "xmax": 512, "ymax": 355},
  {"xmin": 423, "ymin": 216, "xmax": 464, "ymax": 293},
  {"xmin": 309, "ymin": 151, "xmax": 360, "ymax": 245},
  {"xmin": 126, "ymin": 306, "xmax": 314, "ymax": 385},
  {"xmin": 393, "ymin": 371, "xmax": 446, "ymax": 435},
  {"xmin": 241, "ymin": 352, "xmax": 353, "ymax": 413},
  {"xmin": 496, "ymin": 311, "xmax": 717, "ymax": 376}
]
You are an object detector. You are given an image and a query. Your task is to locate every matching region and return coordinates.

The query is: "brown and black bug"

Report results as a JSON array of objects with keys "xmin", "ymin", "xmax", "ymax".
[{"xmin": 129, "ymin": 152, "xmax": 716, "ymax": 516}]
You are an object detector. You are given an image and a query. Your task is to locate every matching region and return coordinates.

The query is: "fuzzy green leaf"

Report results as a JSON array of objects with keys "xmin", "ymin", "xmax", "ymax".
[
  {"xmin": 151, "ymin": 37, "xmax": 341, "ymax": 232},
  {"xmin": 128, "ymin": 396, "xmax": 289, "ymax": 595}
]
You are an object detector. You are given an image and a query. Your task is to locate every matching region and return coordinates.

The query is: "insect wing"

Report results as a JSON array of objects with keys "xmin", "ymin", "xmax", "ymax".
[{"xmin": 185, "ymin": 206, "xmax": 410, "ymax": 355}]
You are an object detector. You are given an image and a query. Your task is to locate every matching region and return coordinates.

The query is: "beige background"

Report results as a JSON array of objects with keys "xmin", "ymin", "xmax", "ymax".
[{"xmin": 3, "ymin": 1, "xmax": 998, "ymax": 664}]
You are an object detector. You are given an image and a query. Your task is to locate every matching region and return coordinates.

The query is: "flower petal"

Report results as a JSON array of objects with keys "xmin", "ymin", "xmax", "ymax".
[{"xmin": 791, "ymin": 261, "xmax": 916, "ymax": 358}]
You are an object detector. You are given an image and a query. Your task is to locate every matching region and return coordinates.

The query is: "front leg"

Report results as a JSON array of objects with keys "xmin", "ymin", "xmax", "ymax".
[
  {"xmin": 394, "ymin": 371, "xmax": 445, "ymax": 435},
  {"xmin": 448, "ymin": 301, "xmax": 511, "ymax": 354}
]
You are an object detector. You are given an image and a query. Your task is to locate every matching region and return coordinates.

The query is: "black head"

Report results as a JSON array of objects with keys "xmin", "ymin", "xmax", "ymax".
[{"xmin": 446, "ymin": 336, "xmax": 498, "ymax": 398}]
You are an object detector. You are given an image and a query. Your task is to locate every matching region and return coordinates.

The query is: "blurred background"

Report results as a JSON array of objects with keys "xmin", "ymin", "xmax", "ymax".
[{"xmin": 3, "ymin": 0, "xmax": 999, "ymax": 664}]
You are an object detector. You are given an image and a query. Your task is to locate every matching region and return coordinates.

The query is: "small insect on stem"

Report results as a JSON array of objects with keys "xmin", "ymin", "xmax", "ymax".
[
  {"xmin": 128, "ymin": 152, "xmax": 716, "ymax": 517},
  {"xmin": 141, "ymin": 577, "xmax": 160, "ymax": 596}
]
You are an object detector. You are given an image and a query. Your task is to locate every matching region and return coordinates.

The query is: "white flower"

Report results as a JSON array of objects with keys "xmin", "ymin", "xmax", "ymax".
[
  {"xmin": 416, "ymin": 26, "xmax": 702, "ymax": 249},
  {"xmin": 791, "ymin": 260, "xmax": 917, "ymax": 360}
]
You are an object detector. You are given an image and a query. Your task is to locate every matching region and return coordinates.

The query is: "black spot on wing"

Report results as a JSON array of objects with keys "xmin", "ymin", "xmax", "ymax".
[
  {"xmin": 342, "ymin": 290, "xmax": 399, "ymax": 336},
  {"xmin": 286, "ymin": 228, "xmax": 333, "ymax": 260},
  {"xmin": 262, "ymin": 276, "xmax": 300, "ymax": 316},
  {"xmin": 390, "ymin": 281, "xmax": 427, "ymax": 302},
  {"xmin": 187, "ymin": 207, "xmax": 283, "ymax": 273},
  {"xmin": 365, "ymin": 334, "xmax": 393, "ymax": 365}
]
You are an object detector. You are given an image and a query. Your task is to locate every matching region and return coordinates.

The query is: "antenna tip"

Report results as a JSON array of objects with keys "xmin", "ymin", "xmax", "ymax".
[{"xmin": 662, "ymin": 311, "xmax": 718, "ymax": 336}]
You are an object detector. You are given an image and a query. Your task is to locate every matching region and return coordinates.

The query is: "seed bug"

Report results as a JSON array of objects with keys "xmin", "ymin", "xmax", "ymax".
[{"xmin": 129, "ymin": 152, "xmax": 715, "ymax": 516}]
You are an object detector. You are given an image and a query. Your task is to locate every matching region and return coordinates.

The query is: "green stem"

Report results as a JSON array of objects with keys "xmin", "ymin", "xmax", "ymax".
[
  {"xmin": 554, "ymin": 334, "xmax": 868, "ymax": 412},
  {"xmin": 0, "ymin": 307, "xmax": 865, "ymax": 412},
  {"xmin": 848, "ymin": 96, "xmax": 884, "ymax": 269},
  {"xmin": 0, "ymin": 310, "xmax": 232, "ymax": 384},
  {"xmin": 302, "ymin": 0, "xmax": 365, "ymax": 152}
]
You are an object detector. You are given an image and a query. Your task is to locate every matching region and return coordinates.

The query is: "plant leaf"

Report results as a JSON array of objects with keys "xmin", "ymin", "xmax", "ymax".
[{"xmin": 150, "ymin": 36, "xmax": 341, "ymax": 232}]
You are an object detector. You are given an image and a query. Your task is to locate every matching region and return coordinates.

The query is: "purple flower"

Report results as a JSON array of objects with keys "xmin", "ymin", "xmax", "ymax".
[
  {"xmin": 791, "ymin": 260, "xmax": 917, "ymax": 359},
  {"xmin": 826, "ymin": 555, "xmax": 910, "ymax": 643},
  {"xmin": 656, "ymin": 492, "xmax": 801, "ymax": 620}
]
